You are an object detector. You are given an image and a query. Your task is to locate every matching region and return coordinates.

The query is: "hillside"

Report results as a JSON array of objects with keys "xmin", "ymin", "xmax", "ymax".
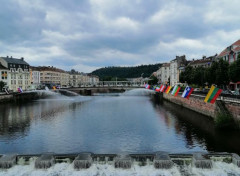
[{"xmin": 91, "ymin": 63, "xmax": 162, "ymax": 80}]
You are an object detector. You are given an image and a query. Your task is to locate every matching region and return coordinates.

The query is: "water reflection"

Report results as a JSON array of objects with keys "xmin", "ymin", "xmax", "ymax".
[
  {"xmin": 153, "ymin": 100, "xmax": 240, "ymax": 154},
  {"xmin": 0, "ymin": 93, "xmax": 239, "ymax": 155}
]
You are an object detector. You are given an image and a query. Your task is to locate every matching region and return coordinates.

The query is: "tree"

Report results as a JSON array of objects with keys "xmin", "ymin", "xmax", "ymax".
[
  {"xmin": 229, "ymin": 56, "xmax": 240, "ymax": 82},
  {"xmin": 0, "ymin": 81, "xmax": 6, "ymax": 92},
  {"xmin": 180, "ymin": 66, "xmax": 193, "ymax": 84},
  {"xmin": 215, "ymin": 59, "xmax": 229, "ymax": 87},
  {"xmin": 148, "ymin": 75, "xmax": 158, "ymax": 85}
]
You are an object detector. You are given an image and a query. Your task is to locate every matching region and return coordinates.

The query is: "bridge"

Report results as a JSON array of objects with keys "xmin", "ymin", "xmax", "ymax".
[{"xmin": 72, "ymin": 81, "xmax": 144, "ymax": 87}]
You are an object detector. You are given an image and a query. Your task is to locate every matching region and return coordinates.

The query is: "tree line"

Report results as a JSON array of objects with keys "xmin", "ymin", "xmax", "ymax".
[
  {"xmin": 180, "ymin": 56, "xmax": 240, "ymax": 88},
  {"xmin": 91, "ymin": 63, "xmax": 162, "ymax": 81}
]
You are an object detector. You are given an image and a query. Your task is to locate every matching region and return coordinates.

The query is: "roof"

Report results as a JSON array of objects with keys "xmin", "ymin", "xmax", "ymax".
[
  {"xmin": 0, "ymin": 63, "xmax": 8, "ymax": 70},
  {"xmin": 1, "ymin": 56, "xmax": 29, "ymax": 65},
  {"xmin": 36, "ymin": 66, "xmax": 66, "ymax": 73},
  {"xmin": 189, "ymin": 59, "xmax": 212, "ymax": 65},
  {"xmin": 162, "ymin": 63, "xmax": 170, "ymax": 67},
  {"xmin": 217, "ymin": 39, "xmax": 240, "ymax": 58}
]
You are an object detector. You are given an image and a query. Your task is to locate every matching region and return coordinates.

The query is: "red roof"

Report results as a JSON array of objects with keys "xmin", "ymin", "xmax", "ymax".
[
  {"xmin": 232, "ymin": 40, "xmax": 240, "ymax": 46},
  {"xmin": 217, "ymin": 39, "xmax": 240, "ymax": 58}
]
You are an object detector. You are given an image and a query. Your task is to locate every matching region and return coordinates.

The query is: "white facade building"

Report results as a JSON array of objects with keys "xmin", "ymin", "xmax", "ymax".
[
  {"xmin": 170, "ymin": 55, "xmax": 187, "ymax": 86},
  {"xmin": 0, "ymin": 56, "xmax": 30, "ymax": 91},
  {"xmin": 156, "ymin": 63, "xmax": 170, "ymax": 84}
]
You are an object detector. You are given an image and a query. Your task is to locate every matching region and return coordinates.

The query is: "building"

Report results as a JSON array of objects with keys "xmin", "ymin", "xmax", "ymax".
[
  {"xmin": 170, "ymin": 55, "xmax": 187, "ymax": 86},
  {"xmin": 37, "ymin": 66, "xmax": 69, "ymax": 87},
  {"xmin": 88, "ymin": 75, "xmax": 99, "ymax": 85},
  {"xmin": 217, "ymin": 39, "xmax": 240, "ymax": 63},
  {"xmin": 60, "ymin": 72, "xmax": 70, "ymax": 88},
  {"xmin": 0, "ymin": 63, "xmax": 9, "ymax": 89},
  {"xmin": 0, "ymin": 56, "xmax": 30, "ymax": 91},
  {"xmin": 30, "ymin": 66, "xmax": 41, "ymax": 89},
  {"xmin": 69, "ymin": 74, "xmax": 82, "ymax": 87},
  {"xmin": 156, "ymin": 63, "xmax": 170, "ymax": 84},
  {"xmin": 188, "ymin": 56, "xmax": 215, "ymax": 68}
]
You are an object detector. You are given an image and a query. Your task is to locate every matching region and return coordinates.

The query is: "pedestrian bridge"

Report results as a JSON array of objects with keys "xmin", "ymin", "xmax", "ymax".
[{"xmin": 74, "ymin": 81, "xmax": 144, "ymax": 88}]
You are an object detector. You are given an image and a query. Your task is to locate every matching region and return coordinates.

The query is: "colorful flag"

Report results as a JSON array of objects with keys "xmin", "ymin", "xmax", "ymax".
[
  {"xmin": 165, "ymin": 86, "xmax": 172, "ymax": 94},
  {"xmin": 171, "ymin": 85, "xmax": 180, "ymax": 96},
  {"xmin": 17, "ymin": 88, "xmax": 23, "ymax": 93},
  {"xmin": 174, "ymin": 86, "xmax": 181, "ymax": 96},
  {"xmin": 171, "ymin": 85, "xmax": 177, "ymax": 95},
  {"xmin": 145, "ymin": 84, "xmax": 150, "ymax": 89},
  {"xmin": 182, "ymin": 86, "xmax": 194, "ymax": 99},
  {"xmin": 165, "ymin": 86, "xmax": 170, "ymax": 93},
  {"xmin": 160, "ymin": 85, "xmax": 165, "ymax": 92},
  {"xmin": 204, "ymin": 85, "xmax": 222, "ymax": 104},
  {"xmin": 155, "ymin": 87, "xmax": 161, "ymax": 92}
]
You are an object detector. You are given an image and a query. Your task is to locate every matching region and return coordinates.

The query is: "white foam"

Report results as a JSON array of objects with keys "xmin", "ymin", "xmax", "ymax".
[
  {"xmin": 1, "ymin": 161, "xmax": 240, "ymax": 176},
  {"xmin": 0, "ymin": 160, "xmax": 181, "ymax": 176}
]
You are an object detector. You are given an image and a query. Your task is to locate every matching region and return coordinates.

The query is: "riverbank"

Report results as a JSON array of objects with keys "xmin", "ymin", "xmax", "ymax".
[
  {"xmin": 162, "ymin": 93, "xmax": 240, "ymax": 129},
  {"xmin": 0, "ymin": 91, "xmax": 51, "ymax": 103}
]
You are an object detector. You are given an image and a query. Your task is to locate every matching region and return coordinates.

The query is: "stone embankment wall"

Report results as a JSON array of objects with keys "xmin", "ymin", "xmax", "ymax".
[
  {"xmin": 163, "ymin": 93, "xmax": 240, "ymax": 125},
  {"xmin": 0, "ymin": 94, "xmax": 14, "ymax": 103},
  {"xmin": 0, "ymin": 92, "xmax": 41, "ymax": 103}
]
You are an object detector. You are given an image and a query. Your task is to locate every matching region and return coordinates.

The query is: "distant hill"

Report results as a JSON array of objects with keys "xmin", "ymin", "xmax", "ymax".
[{"xmin": 91, "ymin": 63, "xmax": 162, "ymax": 80}]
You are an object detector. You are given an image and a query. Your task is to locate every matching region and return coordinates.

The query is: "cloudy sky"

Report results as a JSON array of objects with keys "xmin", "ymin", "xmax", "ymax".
[{"xmin": 0, "ymin": 0, "xmax": 240, "ymax": 72}]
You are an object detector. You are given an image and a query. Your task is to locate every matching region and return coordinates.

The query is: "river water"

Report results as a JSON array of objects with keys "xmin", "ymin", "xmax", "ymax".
[{"xmin": 0, "ymin": 89, "xmax": 240, "ymax": 155}]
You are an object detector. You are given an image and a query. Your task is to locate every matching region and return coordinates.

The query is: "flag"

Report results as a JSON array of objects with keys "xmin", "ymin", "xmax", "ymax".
[
  {"xmin": 171, "ymin": 85, "xmax": 180, "ymax": 96},
  {"xmin": 174, "ymin": 86, "xmax": 181, "ymax": 96},
  {"xmin": 162, "ymin": 85, "xmax": 167, "ymax": 92},
  {"xmin": 171, "ymin": 85, "xmax": 177, "ymax": 95},
  {"xmin": 17, "ymin": 88, "xmax": 23, "ymax": 93},
  {"xmin": 155, "ymin": 87, "xmax": 160, "ymax": 92},
  {"xmin": 165, "ymin": 86, "xmax": 170, "ymax": 93},
  {"xmin": 204, "ymin": 85, "xmax": 222, "ymax": 104},
  {"xmin": 160, "ymin": 85, "xmax": 165, "ymax": 92},
  {"xmin": 165, "ymin": 86, "xmax": 172, "ymax": 94},
  {"xmin": 182, "ymin": 86, "xmax": 194, "ymax": 99},
  {"xmin": 145, "ymin": 84, "xmax": 150, "ymax": 89}
]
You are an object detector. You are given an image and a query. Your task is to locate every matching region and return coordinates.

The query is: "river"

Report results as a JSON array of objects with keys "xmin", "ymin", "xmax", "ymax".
[{"xmin": 0, "ymin": 89, "xmax": 240, "ymax": 155}]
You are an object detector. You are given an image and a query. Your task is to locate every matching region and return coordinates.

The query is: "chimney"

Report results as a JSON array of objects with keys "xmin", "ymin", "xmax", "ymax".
[
  {"xmin": 21, "ymin": 57, "xmax": 24, "ymax": 61},
  {"xmin": 6, "ymin": 56, "xmax": 9, "ymax": 58},
  {"xmin": 10, "ymin": 56, "xmax": 12, "ymax": 58}
]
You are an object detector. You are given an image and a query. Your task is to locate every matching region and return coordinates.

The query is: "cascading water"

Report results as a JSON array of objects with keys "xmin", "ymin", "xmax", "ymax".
[
  {"xmin": 1, "ymin": 154, "xmax": 240, "ymax": 176},
  {"xmin": 122, "ymin": 88, "xmax": 155, "ymax": 96}
]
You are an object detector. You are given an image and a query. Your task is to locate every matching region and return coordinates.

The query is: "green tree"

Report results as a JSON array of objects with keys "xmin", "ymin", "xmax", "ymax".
[
  {"xmin": 192, "ymin": 67, "xmax": 205, "ymax": 86},
  {"xmin": 0, "ymin": 81, "xmax": 6, "ymax": 92},
  {"xmin": 215, "ymin": 59, "xmax": 229, "ymax": 87},
  {"xmin": 229, "ymin": 56, "xmax": 240, "ymax": 82},
  {"xmin": 180, "ymin": 66, "xmax": 193, "ymax": 84},
  {"xmin": 148, "ymin": 75, "xmax": 158, "ymax": 85}
]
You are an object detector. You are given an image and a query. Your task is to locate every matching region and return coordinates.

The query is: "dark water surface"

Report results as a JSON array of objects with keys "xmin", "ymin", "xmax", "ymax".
[{"xmin": 0, "ymin": 89, "xmax": 239, "ymax": 154}]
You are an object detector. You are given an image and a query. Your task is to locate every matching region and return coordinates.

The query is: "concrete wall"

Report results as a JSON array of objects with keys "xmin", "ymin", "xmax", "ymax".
[
  {"xmin": 163, "ymin": 93, "xmax": 240, "ymax": 125},
  {"xmin": 0, "ymin": 94, "xmax": 13, "ymax": 103}
]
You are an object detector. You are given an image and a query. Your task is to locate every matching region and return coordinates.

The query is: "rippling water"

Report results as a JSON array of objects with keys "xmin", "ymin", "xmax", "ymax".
[{"xmin": 0, "ymin": 89, "xmax": 240, "ymax": 155}]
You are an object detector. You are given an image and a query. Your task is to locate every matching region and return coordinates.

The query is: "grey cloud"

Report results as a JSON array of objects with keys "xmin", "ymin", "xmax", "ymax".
[{"xmin": 0, "ymin": 0, "xmax": 239, "ymax": 72}]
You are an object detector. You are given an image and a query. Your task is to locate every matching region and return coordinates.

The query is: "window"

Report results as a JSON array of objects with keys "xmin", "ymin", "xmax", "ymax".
[{"xmin": 1, "ymin": 71, "xmax": 7, "ymax": 80}]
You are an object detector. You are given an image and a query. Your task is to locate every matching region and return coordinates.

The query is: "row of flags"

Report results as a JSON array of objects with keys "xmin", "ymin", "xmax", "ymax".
[{"xmin": 144, "ymin": 84, "xmax": 222, "ymax": 104}]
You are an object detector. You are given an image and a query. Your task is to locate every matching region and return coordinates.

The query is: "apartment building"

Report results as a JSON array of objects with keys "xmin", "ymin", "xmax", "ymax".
[
  {"xmin": 170, "ymin": 55, "xmax": 187, "ymax": 86},
  {"xmin": 217, "ymin": 39, "xmax": 240, "ymax": 63},
  {"xmin": 156, "ymin": 63, "xmax": 170, "ymax": 84},
  {"xmin": 30, "ymin": 66, "xmax": 41, "ymax": 89},
  {"xmin": 0, "ymin": 56, "xmax": 30, "ymax": 91},
  {"xmin": 0, "ymin": 63, "xmax": 9, "ymax": 88},
  {"xmin": 188, "ymin": 56, "xmax": 214, "ymax": 68}
]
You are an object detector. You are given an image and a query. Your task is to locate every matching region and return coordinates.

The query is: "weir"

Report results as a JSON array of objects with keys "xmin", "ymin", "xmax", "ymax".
[{"xmin": 0, "ymin": 153, "xmax": 239, "ymax": 170}]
